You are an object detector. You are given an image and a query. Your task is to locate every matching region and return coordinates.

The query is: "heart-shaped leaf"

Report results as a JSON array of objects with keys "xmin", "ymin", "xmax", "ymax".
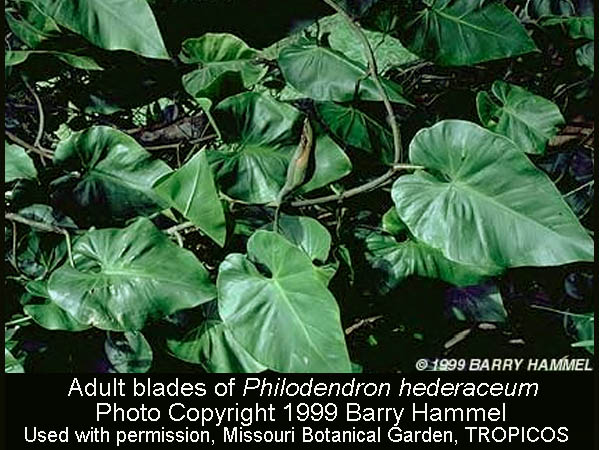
[
  {"xmin": 396, "ymin": 0, "xmax": 538, "ymax": 66},
  {"xmin": 167, "ymin": 319, "xmax": 266, "ymax": 373},
  {"xmin": 181, "ymin": 33, "xmax": 266, "ymax": 100},
  {"xmin": 210, "ymin": 92, "xmax": 351, "ymax": 204},
  {"xmin": 53, "ymin": 126, "xmax": 172, "ymax": 220},
  {"xmin": 392, "ymin": 120, "xmax": 593, "ymax": 269},
  {"xmin": 477, "ymin": 81, "xmax": 565, "ymax": 154},
  {"xmin": 278, "ymin": 39, "xmax": 410, "ymax": 104},
  {"xmin": 30, "ymin": 0, "xmax": 169, "ymax": 59},
  {"xmin": 217, "ymin": 230, "xmax": 352, "ymax": 372},
  {"xmin": 153, "ymin": 150, "xmax": 227, "ymax": 247},
  {"xmin": 265, "ymin": 214, "xmax": 332, "ymax": 263},
  {"xmin": 5, "ymin": 142, "xmax": 37, "ymax": 183},
  {"xmin": 47, "ymin": 218, "xmax": 216, "ymax": 331}
]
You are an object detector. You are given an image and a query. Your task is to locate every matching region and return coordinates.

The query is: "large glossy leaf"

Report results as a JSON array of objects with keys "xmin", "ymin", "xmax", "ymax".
[
  {"xmin": 153, "ymin": 151, "xmax": 226, "ymax": 247},
  {"xmin": 167, "ymin": 319, "xmax": 266, "ymax": 373},
  {"xmin": 392, "ymin": 120, "xmax": 593, "ymax": 269},
  {"xmin": 477, "ymin": 81, "xmax": 565, "ymax": 154},
  {"xmin": 53, "ymin": 126, "xmax": 172, "ymax": 220},
  {"xmin": 30, "ymin": 0, "xmax": 169, "ymax": 59},
  {"xmin": 360, "ymin": 230, "xmax": 494, "ymax": 292},
  {"xmin": 315, "ymin": 101, "xmax": 394, "ymax": 164},
  {"xmin": 47, "ymin": 218, "xmax": 216, "ymax": 331},
  {"xmin": 396, "ymin": 0, "xmax": 538, "ymax": 66},
  {"xmin": 278, "ymin": 39, "xmax": 410, "ymax": 104},
  {"xmin": 4, "ymin": 50, "xmax": 103, "ymax": 71},
  {"xmin": 5, "ymin": 142, "xmax": 37, "ymax": 183},
  {"xmin": 105, "ymin": 331, "xmax": 153, "ymax": 373},
  {"xmin": 210, "ymin": 92, "xmax": 351, "ymax": 204},
  {"xmin": 218, "ymin": 230, "xmax": 352, "ymax": 372},
  {"xmin": 181, "ymin": 33, "xmax": 266, "ymax": 100}
]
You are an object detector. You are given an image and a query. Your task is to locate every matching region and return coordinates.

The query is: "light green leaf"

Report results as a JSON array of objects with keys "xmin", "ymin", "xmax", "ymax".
[
  {"xmin": 576, "ymin": 42, "xmax": 594, "ymax": 72},
  {"xmin": 218, "ymin": 230, "xmax": 352, "ymax": 373},
  {"xmin": 397, "ymin": 0, "xmax": 538, "ymax": 66},
  {"xmin": 154, "ymin": 151, "xmax": 226, "ymax": 247},
  {"xmin": 5, "ymin": 142, "xmax": 37, "ymax": 183},
  {"xmin": 47, "ymin": 218, "xmax": 216, "ymax": 331},
  {"xmin": 210, "ymin": 92, "xmax": 351, "ymax": 204},
  {"xmin": 392, "ymin": 120, "xmax": 593, "ymax": 269},
  {"xmin": 5, "ymin": 348, "xmax": 24, "ymax": 373},
  {"xmin": 167, "ymin": 319, "xmax": 266, "ymax": 373},
  {"xmin": 181, "ymin": 33, "xmax": 266, "ymax": 100},
  {"xmin": 361, "ymin": 230, "xmax": 494, "ymax": 292},
  {"xmin": 315, "ymin": 101, "xmax": 395, "ymax": 164},
  {"xmin": 30, "ymin": 0, "xmax": 169, "ymax": 59},
  {"xmin": 477, "ymin": 81, "xmax": 565, "ymax": 154},
  {"xmin": 278, "ymin": 39, "xmax": 410, "ymax": 104},
  {"xmin": 53, "ymin": 126, "xmax": 172, "ymax": 219},
  {"xmin": 105, "ymin": 331, "xmax": 153, "ymax": 373},
  {"xmin": 4, "ymin": 50, "xmax": 103, "ymax": 71},
  {"xmin": 382, "ymin": 207, "xmax": 406, "ymax": 235}
]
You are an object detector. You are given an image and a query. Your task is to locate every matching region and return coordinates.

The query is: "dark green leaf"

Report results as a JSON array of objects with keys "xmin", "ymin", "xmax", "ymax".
[
  {"xmin": 53, "ymin": 126, "xmax": 172, "ymax": 220},
  {"xmin": 397, "ymin": 0, "xmax": 538, "ymax": 66},
  {"xmin": 4, "ymin": 50, "xmax": 103, "ymax": 71},
  {"xmin": 30, "ymin": 0, "xmax": 169, "ymax": 59},
  {"xmin": 278, "ymin": 39, "xmax": 410, "ymax": 104},
  {"xmin": 445, "ymin": 282, "xmax": 507, "ymax": 323},
  {"xmin": 105, "ymin": 331, "xmax": 153, "ymax": 373},
  {"xmin": 153, "ymin": 151, "xmax": 227, "ymax": 247}
]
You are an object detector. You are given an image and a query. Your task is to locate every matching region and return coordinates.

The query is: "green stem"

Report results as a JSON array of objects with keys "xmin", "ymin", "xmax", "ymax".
[
  {"xmin": 321, "ymin": 0, "xmax": 403, "ymax": 163},
  {"xmin": 5, "ymin": 316, "xmax": 33, "ymax": 327}
]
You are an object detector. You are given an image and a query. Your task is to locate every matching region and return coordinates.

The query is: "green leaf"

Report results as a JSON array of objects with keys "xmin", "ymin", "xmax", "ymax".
[
  {"xmin": 217, "ymin": 230, "xmax": 352, "ymax": 373},
  {"xmin": 47, "ymin": 218, "xmax": 216, "ymax": 331},
  {"xmin": 153, "ymin": 151, "xmax": 227, "ymax": 247},
  {"xmin": 53, "ymin": 126, "xmax": 172, "ymax": 220},
  {"xmin": 5, "ymin": 348, "xmax": 24, "ymax": 373},
  {"xmin": 392, "ymin": 120, "xmax": 593, "ymax": 269},
  {"xmin": 542, "ymin": 15, "xmax": 594, "ymax": 40},
  {"xmin": 382, "ymin": 207, "xmax": 406, "ymax": 235},
  {"xmin": 210, "ymin": 92, "xmax": 351, "ymax": 204},
  {"xmin": 30, "ymin": 0, "xmax": 169, "ymax": 59},
  {"xmin": 303, "ymin": 13, "xmax": 419, "ymax": 72},
  {"xmin": 477, "ymin": 81, "xmax": 565, "ymax": 154},
  {"xmin": 5, "ymin": 1, "xmax": 61, "ymax": 48},
  {"xmin": 181, "ymin": 33, "xmax": 267, "ymax": 100},
  {"xmin": 315, "ymin": 101, "xmax": 395, "ymax": 164},
  {"xmin": 265, "ymin": 214, "xmax": 332, "ymax": 262},
  {"xmin": 5, "ymin": 142, "xmax": 37, "ymax": 183},
  {"xmin": 445, "ymin": 282, "xmax": 507, "ymax": 323},
  {"xmin": 4, "ymin": 50, "xmax": 103, "ymax": 71},
  {"xmin": 23, "ymin": 280, "xmax": 91, "ymax": 331},
  {"xmin": 18, "ymin": 204, "xmax": 77, "ymax": 230},
  {"xmin": 576, "ymin": 43, "xmax": 594, "ymax": 72},
  {"xmin": 14, "ymin": 232, "xmax": 67, "ymax": 280},
  {"xmin": 105, "ymin": 331, "xmax": 153, "ymax": 373},
  {"xmin": 361, "ymin": 230, "xmax": 494, "ymax": 292},
  {"xmin": 278, "ymin": 39, "xmax": 410, "ymax": 104},
  {"xmin": 397, "ymin": 0, "xmax": 538, "ymax": 66},
  {"xmin": 167, "ymin": 319, "xmax": 266, "ymax": 373}
]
